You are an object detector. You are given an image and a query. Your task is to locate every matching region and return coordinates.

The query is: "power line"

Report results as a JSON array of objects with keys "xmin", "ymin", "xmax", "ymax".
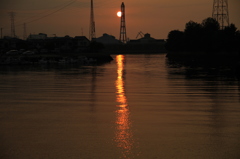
[
  {"xmin": 2, "ymin": 0, "xmax": 77, "ymax": 30},
  {"xmin": 24, "ymin": 0, "xmax": 77, "ymax": 25},
  {"xmin": 15, "ymin": 0, "xmax": 77, "ymax": 25},
  {"xmin": 16, "ymin": 0, "xmax": 119, "ymax": 27},
  {"xmin": 1, "ymin": 0, "xmax": 122, "ymax": 37}
]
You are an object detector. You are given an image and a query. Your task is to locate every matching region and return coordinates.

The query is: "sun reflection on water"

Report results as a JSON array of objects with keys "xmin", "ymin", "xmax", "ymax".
[{"xmin": 115, "ymin": 55, "xmax": 134, "ymax": 158}]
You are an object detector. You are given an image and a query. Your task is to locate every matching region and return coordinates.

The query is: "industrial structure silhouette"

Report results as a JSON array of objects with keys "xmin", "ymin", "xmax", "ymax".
[
  {"xmin": 89, "ymin": 0, "xmax": 96, "ymax": 41},
  {"xmin": 1, "ymin": 0, "xmax": 234, "ymax": 41},
  {"xmin": 119, "ymin": 2, "xmax": 127, "ymax": 43},
  {"xmin": 9, "ymin": 12, "xmax": 16, "ymax": 38},
  {"xmin": 212, "ymin": 0, "xmax": 229, "ymax": 29}
]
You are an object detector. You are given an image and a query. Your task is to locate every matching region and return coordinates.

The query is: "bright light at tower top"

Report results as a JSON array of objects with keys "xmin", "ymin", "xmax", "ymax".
[{"xmin": 117, "ymin": 11, "xmax": 122, "ymax": 17}]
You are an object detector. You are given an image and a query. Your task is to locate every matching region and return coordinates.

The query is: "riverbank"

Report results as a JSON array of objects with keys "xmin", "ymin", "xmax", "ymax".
[
  {"xmin": 166, "ymin": 51, "xmax": 240, "ymax": 59},
  {"xmin": 166, "ymin": 51, "xmax": 240, "ymax": 80},
  {"xmin": 0, "ymin": 52, "xmax": 113, "ymax": 65},
  {"xmin": 166, "ymin": 51, "xmax": 240, "ymax": 65}
]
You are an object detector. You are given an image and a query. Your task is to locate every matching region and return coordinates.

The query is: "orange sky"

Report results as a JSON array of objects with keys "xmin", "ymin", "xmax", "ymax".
[{"xmin": 0, "ymin": 0, "xmax": 240, "ymax": 39}]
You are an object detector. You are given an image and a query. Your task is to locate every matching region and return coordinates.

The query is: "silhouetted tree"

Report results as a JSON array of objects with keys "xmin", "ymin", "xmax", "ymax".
[
  {"xmin": 184, "ymin": 21, "xmax": 203, "ymax": 51},
  {"xmin": 236, "ymin": 31, "xmax": 240, "ymax": 52},
  {"xmin": 201, "ymin": 17, "xmax": 220, "ymax": 33},
  {"xmin": 200, "ymin": 18, "xmax": 220, "ymax": 51},
  {"xmin": 166, "ymin": 17, "xmax": 240, "ymax": 54},
  {"xmin": 224, "ymin": 23, "xmax": 237, "ymax": 33},
  {"xmin": 219, "ymin": 23, "xmax": 238, "ymax": 51},
  {"xmin": 165, "ymin": 30, "xmax": 185, "ymax": 51}
]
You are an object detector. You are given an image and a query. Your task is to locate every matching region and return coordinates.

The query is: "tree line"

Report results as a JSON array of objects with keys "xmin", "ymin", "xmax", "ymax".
[{"xmin": 165, "ymin": 17, "xmax": 240, "ymax": 53}]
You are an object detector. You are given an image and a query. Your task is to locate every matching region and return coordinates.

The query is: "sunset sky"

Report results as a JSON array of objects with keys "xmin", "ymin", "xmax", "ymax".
[{"xmin": 1, "ymin": 0, "xmax": 240, "ymax": 39}]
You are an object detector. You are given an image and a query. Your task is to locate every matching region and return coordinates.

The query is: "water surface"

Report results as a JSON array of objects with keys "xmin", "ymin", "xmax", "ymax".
[{"xmin": 0, "ymin": 54, "xmax": 240, "ymax": 159}]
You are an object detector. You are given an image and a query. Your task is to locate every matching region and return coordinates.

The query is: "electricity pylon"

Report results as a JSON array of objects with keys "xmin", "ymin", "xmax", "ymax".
[
  {"xmin": 23, "ymin": 23, "xmax": 27, "ymax": 40},
  {"xmin": 9, "ymin": 12, "xmax": 16, "ymax": 38},
  {"xmin": 89, "ymin": 0, "xmax": 96, "ymax": 41},
  {"xmin": 119, "ymin": 2, "xmax": 127, "ymax": 43},
  {"xmin": 212, "ymin": 0, "xmax": 229, "ymax": 29}
]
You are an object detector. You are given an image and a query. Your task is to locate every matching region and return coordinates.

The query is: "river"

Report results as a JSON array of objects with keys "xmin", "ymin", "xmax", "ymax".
[{"xmin": 0, "ymin": 54, "xmax": 240, "ymax": 159}]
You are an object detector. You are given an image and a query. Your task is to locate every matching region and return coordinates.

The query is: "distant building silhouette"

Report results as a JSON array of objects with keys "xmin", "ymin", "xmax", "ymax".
[
  {"xmin": 1, "ymin": 33, "xmax": 91, "ymax": 53},
  {"xmin": 129, "ymin": 33, "xmax": 165, "ymax": 44},
  {"xmin": 95, "ymin": 33, "xmax": 120, "ymax": 45},
  {"xmin": 74, "ymin": 36, "xmax": 90, "ymax": 47},
  {"xmin": 28, "ymin": 33, "xmax": 47, "ymax": 40}
]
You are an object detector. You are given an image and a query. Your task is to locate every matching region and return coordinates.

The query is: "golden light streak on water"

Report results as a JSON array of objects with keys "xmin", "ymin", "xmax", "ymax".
[{"xmin": 115, "ymin": 55, "xmax": 134, "ymax": 158}]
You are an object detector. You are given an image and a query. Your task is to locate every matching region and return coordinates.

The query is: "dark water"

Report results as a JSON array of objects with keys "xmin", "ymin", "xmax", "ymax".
[{"xmin": 0, "ymin": 54, "xmax": 240, "ymax": 159}]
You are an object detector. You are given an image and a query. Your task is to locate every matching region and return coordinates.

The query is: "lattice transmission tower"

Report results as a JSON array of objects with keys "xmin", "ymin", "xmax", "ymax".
[
  {"xmin": 9, "ymin": 12, "xmax": 16, "ymax": 38},
  {"xmin": 212, "ymin": 0, "xmax": 229, "ymax": 29},
  {"xmin": 89, "ymin": 0, "xmax": 96, "ymax": 41},
  {"xmin": 119, "ymin": 2, "xmax": 127, "ymax": 43}
]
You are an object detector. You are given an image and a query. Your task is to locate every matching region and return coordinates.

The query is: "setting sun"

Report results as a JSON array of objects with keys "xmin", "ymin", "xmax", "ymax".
[{"xmin": 117, "ymin": 11, "xmax": 122, "ymax": 17}]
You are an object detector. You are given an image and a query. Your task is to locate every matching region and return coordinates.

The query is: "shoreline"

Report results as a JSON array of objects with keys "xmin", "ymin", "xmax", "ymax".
[
  {"xmin": 166, "ymin": 51, "xmax": 240, "ymax": 59},
  {"xmin": 0, "ymin": 52, "xmax": 113, "ymax": 65}
]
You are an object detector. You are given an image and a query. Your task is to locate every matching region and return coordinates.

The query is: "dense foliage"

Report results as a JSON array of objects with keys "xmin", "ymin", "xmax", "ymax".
[{"xmin": 165, "ymin": 17, "xmax": 240, "ymax": 53}]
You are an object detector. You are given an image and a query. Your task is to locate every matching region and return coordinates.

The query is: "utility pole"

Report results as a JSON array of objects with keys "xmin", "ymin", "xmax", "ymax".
[
  {"xmin": 1, "ymin": 28, "xmax": 2, "ymax": 39},
  {"xmin": 119, "ymin": 2, "xmax": 127, "ymax": 43},
  {"xmin": 23, "ymin": 23, "xmax": 27, "ymax": 40},
  {"xmin": 9, "ymin": 12, "xmax": 16, "ymax": 38},
  {"xmin": 212, "ymin": 0, "xmax": 229, "ymax": 29},
  {"xmin": 89, "ymin": 0, "xmax": 96, "ymax": 41}
]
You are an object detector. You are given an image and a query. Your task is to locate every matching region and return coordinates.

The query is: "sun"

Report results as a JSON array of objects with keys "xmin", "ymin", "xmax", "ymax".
[{"xmin": 117, "ymin": 11, "xmax": 122, "ymax": 17}]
